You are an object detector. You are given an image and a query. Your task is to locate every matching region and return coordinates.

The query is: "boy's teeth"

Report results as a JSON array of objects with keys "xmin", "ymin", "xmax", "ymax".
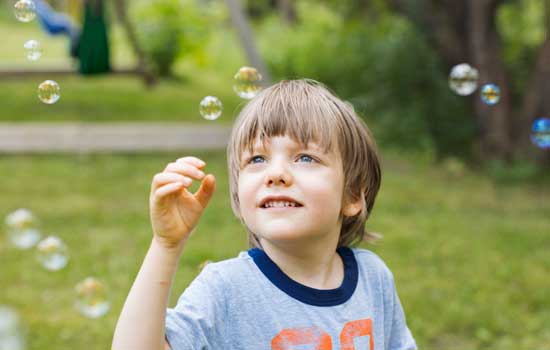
[{"xmin": 264, "ymin": 201, "xmax": 298, "ymax": 208}]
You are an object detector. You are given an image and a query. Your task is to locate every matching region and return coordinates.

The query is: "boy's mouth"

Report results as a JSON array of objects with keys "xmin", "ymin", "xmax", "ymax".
[{"xmin": 260, "ymin": 201, "xmax": 303, "ymax": 209}]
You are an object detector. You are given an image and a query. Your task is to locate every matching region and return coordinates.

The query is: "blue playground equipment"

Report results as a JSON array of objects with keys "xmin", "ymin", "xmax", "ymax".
[
  {"xmin": 34, "ymin": 0, "xmax": 76, "ymax": 36},
  {"xmin": 33, "ymin": 0, "xmax": 80, "ymax": 57}
]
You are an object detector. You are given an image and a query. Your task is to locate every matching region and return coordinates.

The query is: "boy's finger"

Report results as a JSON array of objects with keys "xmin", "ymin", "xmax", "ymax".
[
  {"xmin": 152, "ymin": 173, "xmax": 191, "ymax": 191},
  {"xmin": 164, "ymin": 162, "xmax": 205, "ymax": 180},
  {"xmin": 153, "ymin": 182, "xmax": 184, "ymax": 199},
  {"xmin": 193, "ymin": 174, "xmax": 216, "ymax": 208},
  {"xmin": 175, "ymin": 157, "xmax": 206, "ymax": 168}
]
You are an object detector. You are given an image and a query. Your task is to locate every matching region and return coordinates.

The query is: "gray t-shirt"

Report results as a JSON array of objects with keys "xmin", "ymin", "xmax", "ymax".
[{"xmin": 166, "ymin": 246, "xmax": 417, "ymax": 350}]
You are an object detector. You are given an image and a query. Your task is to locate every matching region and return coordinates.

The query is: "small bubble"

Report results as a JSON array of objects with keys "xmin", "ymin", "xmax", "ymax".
[
  {"xmin": 233, "ymin": 66, "xmax": 262, "ymax": 99},
  {"xmin": 38, "ymin": 80, "xmax": 60, "ymax": 104},
  {"xmin": 449, "ymin": 63, "xmax": 479, "ymax": 96},
  {"xmin": 23, "ymin": 39, "xmax": 42, "ymax": 61},
  {"xmin": 14, "ymin": 0, "xmax": 36, "ymax": 23},
  {"xmin": 480, "ymin": 84, "xmax": 500, "ymax": 105},
  {"xmin": 4, "ymin": 208, "xmax": 41, "ymax": 249},
  {"xmin": 36, "ymin": 236, "xmax": 69, "ymax": 271},
  {"xmin": 199, "ymin": 96, "xmax": 222, "ymax": 121},
  {"xmin": 530, "ymin": 117, "xmax": 550, "ymax": 149},
  {"xmin": 75, "ymin": 277, "xmax": 110, "ymax": 318},
  {"xmin": 0, "ymin": 306, "xmax": 25, "ymax": 350}
]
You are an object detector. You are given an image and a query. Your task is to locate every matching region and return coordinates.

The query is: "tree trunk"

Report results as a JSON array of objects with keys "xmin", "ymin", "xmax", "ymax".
[
  {"xmin": 278, "ymin": 0, "xmax": 297, "ymax": 24},
  {"xmin": 467, "ymin": 0, "xmax": 512, "ymax": 161},
  {"xmin": 389, "ymin": 0, "xmax": 523, "ymax": 162},
  {"xmin": 225, "ymin": 0, "xmax": 272, "ymax": 85},
  {"xmin": 112, "ymin": 0, "xmax": 155, "ymax": 86}
]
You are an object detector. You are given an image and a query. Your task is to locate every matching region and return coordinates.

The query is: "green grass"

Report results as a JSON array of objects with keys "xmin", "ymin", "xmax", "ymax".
[
  {"xmin": 0, "ymin": 14, "xmax": 247, "ymax": 123},
  {"xmin": 0, "ymin": 150, "xmax": 549, "ymax": 350}
]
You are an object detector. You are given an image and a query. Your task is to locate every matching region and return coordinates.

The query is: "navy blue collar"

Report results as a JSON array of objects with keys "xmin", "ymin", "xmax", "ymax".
[{"xmin": 247, "ymin": 246, "xmax": 358, "ymax": 306}]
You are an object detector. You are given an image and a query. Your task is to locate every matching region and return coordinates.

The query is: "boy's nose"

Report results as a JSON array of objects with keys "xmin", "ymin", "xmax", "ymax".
[{"xmin": 265, "ymin": 163, "xmax": 293, "ymax": 186}]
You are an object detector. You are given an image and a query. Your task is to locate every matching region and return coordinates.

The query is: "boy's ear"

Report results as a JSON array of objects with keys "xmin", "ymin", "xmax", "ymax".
[
  {"xmin": 342, "ymin": 200, "xmax": 362, "ymax": 217},
  {"xmin": 342, "ymin": 187, "xmax": 365, "ymax": 217},
  {"xmin": 342, "ymin": 201, "xmax": 362, "ymax": 216}
]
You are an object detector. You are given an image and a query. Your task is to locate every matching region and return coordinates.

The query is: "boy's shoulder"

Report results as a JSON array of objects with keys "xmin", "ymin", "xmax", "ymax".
[
  {"xmin": 198, "ymin": 250, "xmax": 255, "ymax": 280},
  {"xmin": 349, "ymin": 247, "xmax": 396, "ymax": 280}
]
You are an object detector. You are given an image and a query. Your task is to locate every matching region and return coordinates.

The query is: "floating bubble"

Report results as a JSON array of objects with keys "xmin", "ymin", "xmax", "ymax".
[
  {"xmin": 199, "ymin": 96, "xmax": 222, "ymax": 121},
  {"xmin": 23, "ymin": 39, "xmax": 41, "ymax": 61},
  {"xmin": 5, "ymin": 208, "xmax": 41, "ymax": 249},
  {"xmin": 75, "ymin": 277, "xmax": 110, "ymax": 318},
  {"xmin": 233, "ymin": 66, "xmax": 262, "ymax": 99},
  {"xmin": 0, "ymin": 306, "xmax": 25, "ymax": 350},
  {"xmin": 38, "ymin": 80, "xmax": 60, "ymax": 104},
  {"xmin": 480, "ymin": 83, "xmax": 500, "ymax": 105},
  {"xmin": 530, "ymin": 117, "xmax": 550, "ymax": 149},
  {"xmin": 36, "ymin": 236, "xmax": 69, "ymax": 271},
  {"xmin": 14, "ymin": 0, "xmax": 36, "ymax": 23},
  {"xmin": 449, "ymin": 63, "xmax": 479, "ymax": 96}
]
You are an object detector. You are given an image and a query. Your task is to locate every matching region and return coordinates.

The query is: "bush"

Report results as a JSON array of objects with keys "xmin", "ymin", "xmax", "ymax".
[
  {"xmin": 259, "ymin": 1, "xmax": 476, "ymax": 158},
  {"xmin": 131, "ymin": 0, "xmax": 210, "ymax": 77}
]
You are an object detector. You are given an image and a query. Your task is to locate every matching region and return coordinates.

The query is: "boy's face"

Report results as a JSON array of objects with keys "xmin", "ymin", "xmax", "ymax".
[{"xmin": 238, "ymin": 135, "xmax": 359, "ymax": 247}]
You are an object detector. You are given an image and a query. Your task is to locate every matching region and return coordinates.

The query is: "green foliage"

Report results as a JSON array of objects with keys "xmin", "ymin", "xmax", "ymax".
[
  {"xmin": 259, "ymin": 1, "xmax": 475, "ymax": 158},
  {"xmin": 131, "ymin": 0, "xmax": 210, "ymax": 77},
  {"xmin": 497, "ymin": 0, "xmax": 546, "ymax": 104}
]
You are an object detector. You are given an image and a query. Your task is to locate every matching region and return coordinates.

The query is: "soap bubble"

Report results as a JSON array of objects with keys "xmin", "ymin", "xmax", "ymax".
[
  {"xmin": 233, "ymin": 66, "xmax": 262, "ymax": 99},
  {"xmin": 199, "ymin": 96, "xmax": 222, "ymax": 121},
  {"xmin": 75, "ymin": 277, "xmax": 110, "ymax": 318},
  {"xmin": 449, "ymin": 63, "xmax": 479, "ymax": 96},
  {"xmin": 531, "ymin": 117, "xmax": 550, "ymax": 149},
  {"xmin": 480, "ymin": 84, "xmax": 500, "ymax": 105},
  {"xmin": 38, "ymin": 80, "xmax": 60, "ymax": 104},
  {"xmin": 14, "ymin": 0, "xmax": 36, "ymax": 22},
  {"xmin": 23, "ymin": 39, "xmax": 41, "ymax": 61},
  {"xmin": 4, "ymin": 208, "xmax": 41, "ymax": 249},
  {"xmin": 0, "ymin": 306, "xmax": 25, "ymax": 350},
  {"xmin": 36, "ymin": 236, "xmax": 69, "ymax": 271}
]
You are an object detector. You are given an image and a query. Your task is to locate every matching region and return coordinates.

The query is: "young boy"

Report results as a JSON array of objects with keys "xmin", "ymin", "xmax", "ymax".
[{"xmin": 112, "ymin": 79, "xmax": 417, "ymax": 350}]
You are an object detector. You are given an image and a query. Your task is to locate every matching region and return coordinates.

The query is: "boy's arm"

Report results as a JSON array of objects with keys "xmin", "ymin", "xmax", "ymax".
[
  {"xmin": 112, "ymin": 237, "xmax": 186, "ymax": 350},
  {"xmin": 113, "ymin": 157, "xmax": 215, "ymax": 350}
]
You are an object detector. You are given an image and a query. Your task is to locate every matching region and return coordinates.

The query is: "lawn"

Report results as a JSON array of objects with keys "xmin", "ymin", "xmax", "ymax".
[
  {"xmin": 1, "ymin": 150, "xmax": 549, "ymax": 350},
  {"xmin": 0, "ymin": 13, "xmax": 246, "ymax": 123}
]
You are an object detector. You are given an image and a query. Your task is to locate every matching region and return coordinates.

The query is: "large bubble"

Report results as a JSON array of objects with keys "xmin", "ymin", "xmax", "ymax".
[
  {"xmin": 449, "ymin": 63, "xmax": 479, "ymax": 96},
  {"xmin": 199, "ymin": 96, "xmax": 222, "ymax": 121},
  {"xmin": 38, "ymin": 80, "xmax": 60, "ymax": 104},
  {"xmin": 233, "ymin": 66, "xmax": 262, "ymax": 99},
  {"xmin": 14, "ymin": 0, "xmax": 36, "ymax": 23}
]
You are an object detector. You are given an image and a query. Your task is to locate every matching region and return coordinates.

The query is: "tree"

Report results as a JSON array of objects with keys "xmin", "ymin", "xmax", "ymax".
[
  {"xmin": 387, "ymin": 0, "xmax": 550, "ymax": 164},
  {"xmin": 225, "ymin": 0, "xmax": 272, "ymax": 84}
]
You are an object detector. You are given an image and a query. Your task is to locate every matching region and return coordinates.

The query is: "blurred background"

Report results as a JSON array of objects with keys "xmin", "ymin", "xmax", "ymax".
[{"xmin": 0, "ymin": 0, "xmax": 549, "ymax": 349}]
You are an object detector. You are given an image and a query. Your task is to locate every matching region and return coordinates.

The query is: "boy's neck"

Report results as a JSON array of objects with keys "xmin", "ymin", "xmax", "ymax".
[{"xmin": 260, "ymin": 240, "xmax": 344, "ymax": 290}]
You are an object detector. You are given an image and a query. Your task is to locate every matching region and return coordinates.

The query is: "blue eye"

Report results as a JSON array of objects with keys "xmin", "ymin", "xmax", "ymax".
[
  {"xmin": 249, "ymin": 155, "xmax": 265, "ymax": 164},
  {"xmin": 298, "ymin": 154, "xmax": 315, "ymax": 162},
  {"xmin": 247, "ymin": 154, "xmax": 316, "ymax": 165}
]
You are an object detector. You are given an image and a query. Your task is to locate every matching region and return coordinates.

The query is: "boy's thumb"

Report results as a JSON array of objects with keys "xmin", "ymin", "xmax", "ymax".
[{"xmin": 194, "ymin": 174, "xmax": 216, "ymax": 208}]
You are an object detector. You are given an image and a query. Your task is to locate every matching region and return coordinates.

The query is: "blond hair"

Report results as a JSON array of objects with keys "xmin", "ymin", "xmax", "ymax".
[{"xmin": 226, "ymin": 79, "xmax": 381, "ymax": 249}]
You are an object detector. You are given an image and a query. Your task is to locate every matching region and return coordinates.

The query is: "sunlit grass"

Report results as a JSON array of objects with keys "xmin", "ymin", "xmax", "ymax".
[{"xmin": 1, "ymin": 150, "xmax": 549, "ymax": 350}]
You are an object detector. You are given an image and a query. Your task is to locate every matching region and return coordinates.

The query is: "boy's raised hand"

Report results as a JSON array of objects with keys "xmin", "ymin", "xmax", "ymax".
[{"xmin": 149, "ymin": 156, "xmax": 216, "ymax": 250}]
